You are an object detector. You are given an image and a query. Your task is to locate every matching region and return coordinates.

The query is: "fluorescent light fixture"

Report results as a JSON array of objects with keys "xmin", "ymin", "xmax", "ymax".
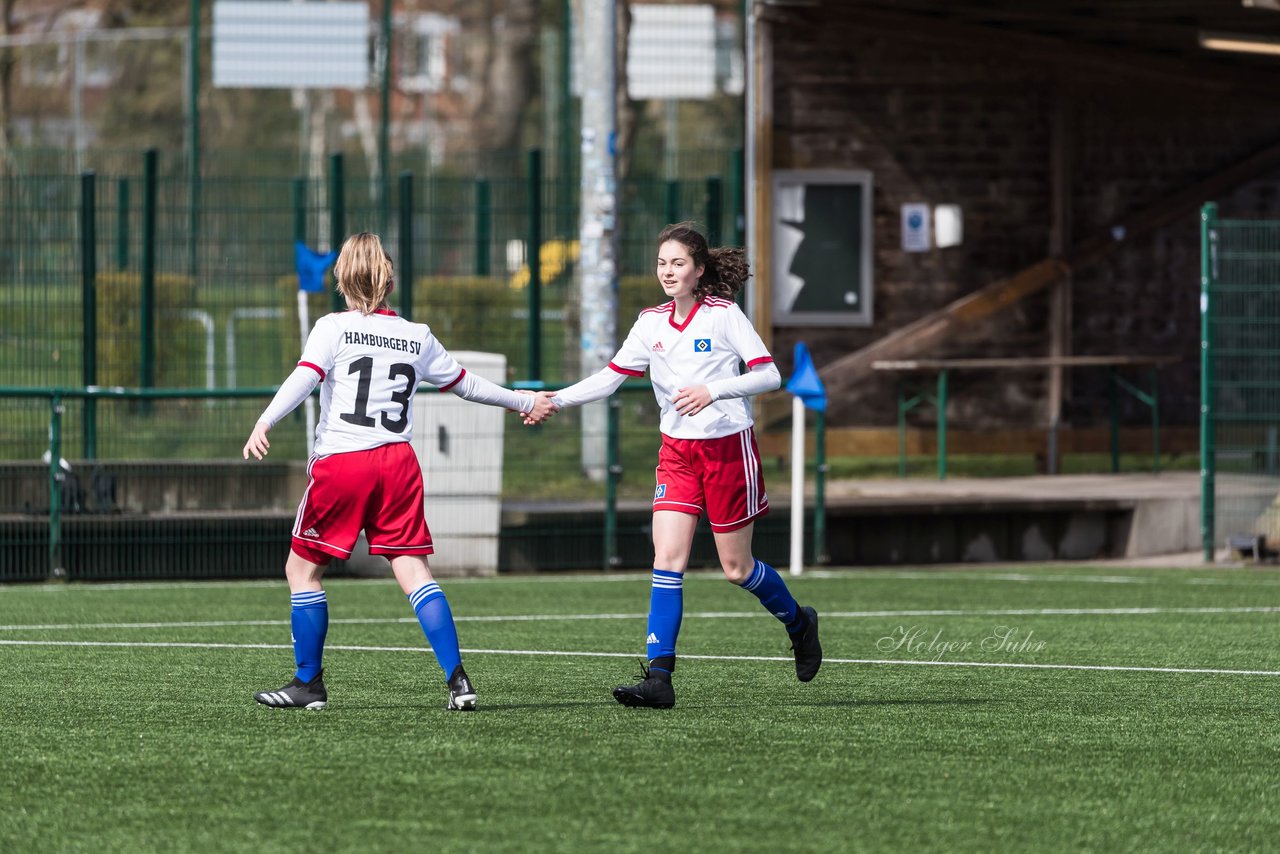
[
  {"xmin": 1243, "ymin": 1, "xmax": 1280, "ymax": 12},
  {"xmin": 1199, "ymin": 30, "xmax": 1280, "ymax": 55}
]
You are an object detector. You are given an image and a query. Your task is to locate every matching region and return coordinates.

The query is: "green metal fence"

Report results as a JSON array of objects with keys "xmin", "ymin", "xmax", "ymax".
[
  {"xmin": 0, "ymin": 147, "xmax": 742, "ymax": 392},
  {"xmin": 0, "ymin": 383, "xmax": 812, "ymax": 582},
  {"xmin": 1200, "ymin": 204, "xmax": 1280, "ymax": 560}
]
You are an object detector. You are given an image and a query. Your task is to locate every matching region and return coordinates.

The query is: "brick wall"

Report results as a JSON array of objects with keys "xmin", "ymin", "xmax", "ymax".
[{"xmin": 767, "ymin": 9, "xmax": 1280, "ymax": 430}]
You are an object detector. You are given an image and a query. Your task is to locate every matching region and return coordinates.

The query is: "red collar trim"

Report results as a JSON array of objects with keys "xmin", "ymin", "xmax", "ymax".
[{"xmin": 669, "ymin": 300, "xmax": 701, "ymax": 332}]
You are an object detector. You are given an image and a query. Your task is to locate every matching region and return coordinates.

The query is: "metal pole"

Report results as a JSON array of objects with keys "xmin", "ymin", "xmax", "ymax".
[
  {"xmin": 141, "ymin": 148, "xmax": 157, "ymax": 392},
  {"xmin": 187, "ymin": 0, "xmax": 201, "ymax": 279},
  {"xmin": 937, "ymin": 370, "xmax": 948, "ymax": 480},
  {"xmin": 378, "ymin": 0, "xmax": 392, "ymax": 234},
  {"xmin": 81, "ymin": 172, "xmax": 97, "ymax": 459},
  {"xmin": 527, "ymin": 149, "xmax": 543, "ymax": 382},
  {"xmin": 1200, "ymin": 202, "xmax": 1218, "ymax": 561},
  {"xmin": 399, "ymin": 171, "xmax": 414, "ymax": 321},
  {"xmin": 814, "ymin": 409, "xmax": 827, "ymax": 564},
  {"xmin": 329, "ymin": 153, "xmax": 346, "ymax": 312},
  {"xmin": 1109, "ymin": 367, "xmax": 1120, "ymax": 473},
  {"xmin": 49, "ymin": 394, "xmax": 65, "ymax": 579},
  {"xmin": 789, "ymin": 395, "xmax": 804, "ymax": 576},
  {"xmin": 73, "ymin": 32, "xmax": 85, "ymax": 174},
  {"xmin": 706, "ymin": 176, "xmax": 722, "ymax": 246},
  {"xmin": 475, "ymin": 178, "xmax": 491, "ymax": 276},
  {"xmin": 1151, "ymin": 367, "xmax": 1161, "ymax": 474},
  {"xmin": 292, "ymin": 177, "xmax": 306, "ymax": 245},
  {"xmin": 605, "ymin": 394, "xmax": 622, "ymax": 569},
  {"xmin": 731, "ymin": 147, "xmax": 745, "ymax": 247},
  {"xmin": 665, "ymin": 179, "xmax": 679, "ymax": 226},
  {"xmin": 897, "ymin": 384, "xmax": 908, "ymax": 478},
  {"xmin": 115, "ymin": 177, "xmax": 129, "ymax": 271},
  {"xmin": 578, "ymin": 0, "xmax": 619, "ymax": 480}
]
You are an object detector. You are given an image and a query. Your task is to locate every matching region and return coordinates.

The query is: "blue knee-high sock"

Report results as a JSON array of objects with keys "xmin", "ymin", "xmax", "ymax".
[
  {"xmin": 646, "ymin": 570, "xmax": 684, "ymax": 671},
  {"xmin": 739, "ymin": 559, "xmax": 805, "ymax": 634},
  {"xmin": 290, "ymin": 590, "xmax": 328, "ymax": 682},
  {"xmin": 409, "ymin": 582, "xmax": 462, "ymax": 680}
]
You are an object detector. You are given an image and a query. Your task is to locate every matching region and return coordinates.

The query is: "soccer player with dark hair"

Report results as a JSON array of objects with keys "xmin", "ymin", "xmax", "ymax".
[
  {"xmin": 533, "ymin": 222, "xmax": 821, "ymax": 708},
  {"xmin": 244, "ymin": 232, "xmax": 555, "ymax": 711}
]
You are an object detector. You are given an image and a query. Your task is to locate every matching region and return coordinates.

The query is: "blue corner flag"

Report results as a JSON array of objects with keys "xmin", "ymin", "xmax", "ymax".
[
  {"xmin": 785, "ymin": 342, "xmax": 827, "ymax": 412},
  {"xmin": 295, "ymin": 241, "xmax": 338, "ymax": 293}
]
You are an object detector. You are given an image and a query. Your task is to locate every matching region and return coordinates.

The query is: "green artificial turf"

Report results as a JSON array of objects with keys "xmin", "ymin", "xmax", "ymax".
[{"xmin": 2, "ymin": 566, "xmax": 1278, "ymax": 852}]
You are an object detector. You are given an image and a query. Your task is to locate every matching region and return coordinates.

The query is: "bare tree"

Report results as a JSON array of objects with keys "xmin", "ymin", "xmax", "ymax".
[
  {"xmin": 0, "ymin": 0, "xmax": 18, "ymax": 172},
  {"xmin": 457, "ymin": 0, "xmax": 539, "ymax": 153}
]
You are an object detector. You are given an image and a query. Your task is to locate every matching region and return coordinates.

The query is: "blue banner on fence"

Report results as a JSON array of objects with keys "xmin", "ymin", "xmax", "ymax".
[
  {"xmin": 295, "ymin": 241, "xmax": 337, "ymax": 293},
  {"xmin": 785, "ymin": 342, "xmax": 827, "ymax": 412}
]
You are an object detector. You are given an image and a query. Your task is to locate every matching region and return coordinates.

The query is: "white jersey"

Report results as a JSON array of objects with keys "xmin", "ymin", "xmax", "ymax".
[
  {"xmin": 610, "ymin": 296, "xmax": 774, "ymax": 440},
  {"xmin": 297, "ymin": 309, "xmax": 472, "ymax": 456}
]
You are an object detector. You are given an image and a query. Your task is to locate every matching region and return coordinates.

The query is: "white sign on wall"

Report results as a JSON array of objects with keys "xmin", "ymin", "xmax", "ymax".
[
  {"xmin": 213, "ymin": 1, "xmax": 370, "ymax": 89},
  {"xmin": 901, "ymin": 203, "xmax": 931, "ymax": 252},
  {"xmin": 627, "ymin": 4, "xmax": 716, "ymax": 99}
]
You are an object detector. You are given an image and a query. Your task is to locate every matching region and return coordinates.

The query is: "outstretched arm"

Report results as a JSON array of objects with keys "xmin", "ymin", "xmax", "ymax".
[
  {"xmin": 449, "ymin": 370, "xmax": 540, "ymax": 416},
  {"xmin": 550, "ymin": 367, "xmax": 628, "ymax": 409},
  {"xmin": 243, "ymin": 365, "xmax": 321, "ymax": 460}
]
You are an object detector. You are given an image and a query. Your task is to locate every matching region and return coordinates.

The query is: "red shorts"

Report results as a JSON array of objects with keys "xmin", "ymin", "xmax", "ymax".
[
  {"xmin": 653, "ymin": 428, "xmax": 769, "ymax": 533},
  {"xmin": 290, "ymin": 441, "xmax": 433, "ymax": 565}
]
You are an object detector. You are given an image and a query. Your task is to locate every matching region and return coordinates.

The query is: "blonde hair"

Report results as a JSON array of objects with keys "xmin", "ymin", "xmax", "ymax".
[{"xmin": 334, "ymin": 232, "xmax": 395, "ymax": 315}]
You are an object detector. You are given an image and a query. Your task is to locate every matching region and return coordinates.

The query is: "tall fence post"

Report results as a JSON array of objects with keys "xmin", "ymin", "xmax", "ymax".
[
  {"xmin": 731, "ymin": 147, "xmax": 745, "ymax": 247},
  {"xmin": 474, "ymin": 178, "xmax": 491, "ymax": 276},
  {"xmin": 605, "ymin": 393, "xmax": 621, "ymax": 569},
  {"xmin": 81, "ymin": 171, "xmax": 97, "ymax": 459},
  {"xmin": 665, "ymin": 179, "xmax": 679, "ymax": 226},
  {"xmin": 814, "ymin": 408, "xmax": 827, "ymax": 564},
  {"xmin": 527, "ymin": 148, "xmax": 543, "ymax": 382},
  {"xmin": 292, "ymin": 177, "xmax": 306, "ymax": 245},
  {"xmin": 48, "ymin": 393, "xmax": 65, "ymax": 579},
  {"xmin": 329, "ymin": 152, "xmax": 346, "ymax": 312},
  {"xmin": 141, "ymin": 148, "xmax": 157, "ymax": 393},
  {"xmin": 706, "ymin": 175, "xmax": 722, "ymax": 246},
  {"xmin": 115, "ymin": 176, "xmax": 129, "ymax": 271},
  {"xmin": 1200, "ymin": 202, "xmax": 1218, "ymax": 562},
  {"xmin": 399, "ymin": 171, "xmax": 415, "ymax": 321}
]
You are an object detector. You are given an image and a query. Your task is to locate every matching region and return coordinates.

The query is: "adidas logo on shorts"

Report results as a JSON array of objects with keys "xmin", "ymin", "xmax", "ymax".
[{"xmin": 302, "ymin": 527, "xmax": 319, "ymax": 538}]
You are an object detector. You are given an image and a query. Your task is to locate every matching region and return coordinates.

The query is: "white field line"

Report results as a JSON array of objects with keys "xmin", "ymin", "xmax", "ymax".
[
  {"xmin": 3, "ymin": 605, "xmax": 1280, "ymax": 633},
  {"xmin": 0, "ymin": 637, "xmax": 1277, "ymax": 679},
  {"xmin": 8, "ymin": 570, "xmax": 1280, "ymax": 594}
]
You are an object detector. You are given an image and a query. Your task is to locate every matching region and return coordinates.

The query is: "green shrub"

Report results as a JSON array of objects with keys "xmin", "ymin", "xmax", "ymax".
[{"xmin": 96, "ymin": 271, "xmax": 203, "ymax": 388}]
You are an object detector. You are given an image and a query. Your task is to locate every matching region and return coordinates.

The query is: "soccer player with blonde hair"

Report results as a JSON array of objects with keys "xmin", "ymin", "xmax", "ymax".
[{"xmin": 245, "ymin": 232, "xmax": 555, "ymax": 711}]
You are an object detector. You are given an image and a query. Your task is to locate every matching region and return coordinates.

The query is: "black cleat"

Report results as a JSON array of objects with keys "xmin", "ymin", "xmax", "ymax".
[
  {"xmin": 790, "ymin": 606, "xmax": 822, "ymax": 682},
  {"xmin": 613, "ymin": 662, "xmax": 675, "ymax": 709},
  {"xmin": 254, "ymin": 670, "xmax": 327, "ymax": 710},
  {"xmin": 446, "ymin": 664, "xmax": 477, "ymax": 711}
]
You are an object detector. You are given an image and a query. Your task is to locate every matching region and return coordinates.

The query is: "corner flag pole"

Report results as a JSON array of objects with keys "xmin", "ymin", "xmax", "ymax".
[
  {"xmin": 789, "ymin": 394, "xmax": 805, "ymax": 575},
  {"xmin": 784, "ymin": 342, "xmax": 827, "ymax": 577},
  {"xmin": 295, "ymin": 241, "xmax": 338, "ymax": 458},
  {"xmin": 297, "ymin": 288, "xmax": 315, "ymax": 456}
]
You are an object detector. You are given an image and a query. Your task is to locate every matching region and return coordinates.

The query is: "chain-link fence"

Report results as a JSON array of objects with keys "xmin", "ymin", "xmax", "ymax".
[{"xmin": 1200, "ymin": 204, "xmax": 1280, "ymax": 559}]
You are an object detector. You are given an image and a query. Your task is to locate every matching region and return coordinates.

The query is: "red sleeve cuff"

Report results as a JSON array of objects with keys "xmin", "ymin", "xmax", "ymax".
[
  {"xmin": 746, "ymin": 356, "xmax": 774, "ymax": 369},
  {"xmin": 298, "ymin": 361, "xmax": 326, "ymax": 381},
  {"xmin": 608, "ymin": 362, "xmax": 645, "ymax": 378},
  {"xmin": 438, "ymin": 368, "xmax": 466, "ymax": 392}
]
